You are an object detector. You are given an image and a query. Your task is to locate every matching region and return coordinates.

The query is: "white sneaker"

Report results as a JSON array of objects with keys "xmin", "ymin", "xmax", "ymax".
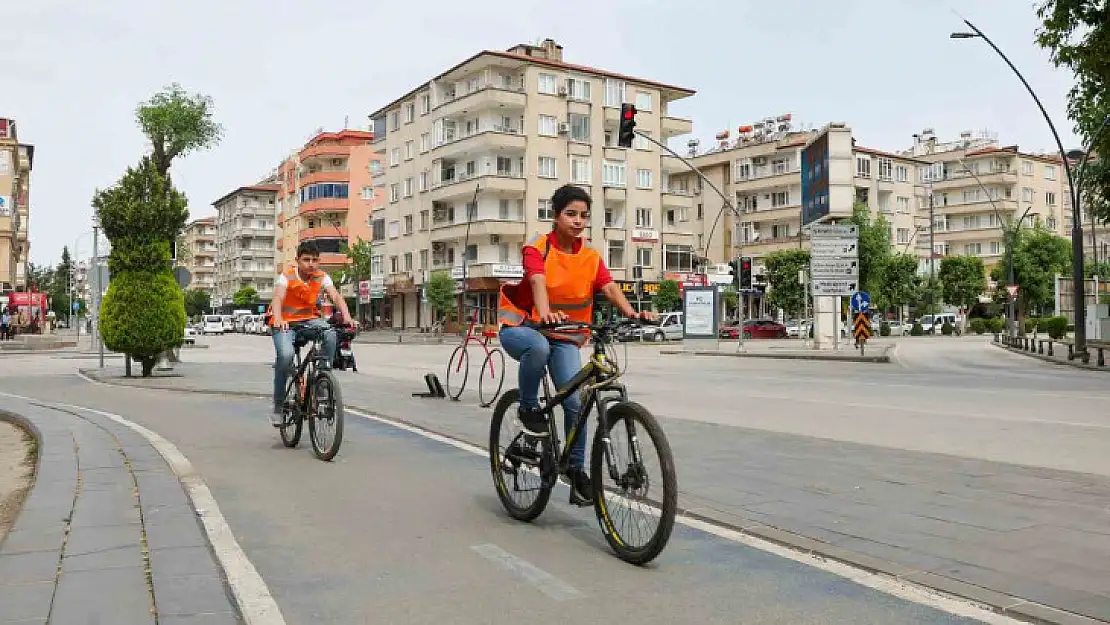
[{"xmin": 270, "ymin": 407, "xmax": 284, "ymax": 428}]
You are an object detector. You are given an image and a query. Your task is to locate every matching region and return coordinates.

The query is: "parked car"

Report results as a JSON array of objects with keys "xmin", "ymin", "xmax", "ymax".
[
  {"xmin": 201, "ymin": 315, "xmax": 224, "ymax": 335},
  {"xmin": 720, "ymin": 319, "xmax": 787, "ymax": 339}
]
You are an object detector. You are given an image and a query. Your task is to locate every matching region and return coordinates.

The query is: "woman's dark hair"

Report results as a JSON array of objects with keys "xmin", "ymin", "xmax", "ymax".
[{"xmin": 551, "ymin": 184, "xmax": 591, "ymax": 215}]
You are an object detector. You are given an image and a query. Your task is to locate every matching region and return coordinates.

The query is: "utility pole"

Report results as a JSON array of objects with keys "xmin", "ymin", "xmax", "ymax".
[
  {"xmin": 928, "ymin": 190, "xmax": 935, "ymax": 315},
  {"xmin": 92, "ymin": 225, "xmax": 103, "ymax": 368}
]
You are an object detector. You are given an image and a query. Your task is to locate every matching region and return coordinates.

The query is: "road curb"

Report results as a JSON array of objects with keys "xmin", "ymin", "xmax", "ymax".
[
  {"xmin": 78, "ymin": 367, "xmax": 1096, "ymax": 623},
  {"xmin": 658, "ymin": 348, "xmax": 892, "ymax": 363},
  {"xmin": 992, "ymin": 342, "xmax": 1110, "ymax": 373}
]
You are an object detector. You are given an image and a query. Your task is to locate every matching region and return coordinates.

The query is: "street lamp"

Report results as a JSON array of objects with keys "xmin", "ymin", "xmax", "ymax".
[{"xmin": 952, "ymin": 19, "xmax": 1089, "ymax": 359}]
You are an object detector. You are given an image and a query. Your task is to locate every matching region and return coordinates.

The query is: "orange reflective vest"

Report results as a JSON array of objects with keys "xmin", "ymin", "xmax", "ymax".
[
  {"xmin": 274, "ymin": 266, "xmax": 327, "ymax": 324},
  {"xmin": 497, "ymin": 234, "xmax": 599, "ymax": 345}
]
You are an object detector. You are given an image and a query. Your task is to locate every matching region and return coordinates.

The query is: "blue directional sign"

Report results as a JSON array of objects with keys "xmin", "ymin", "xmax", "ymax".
[
  {"xmin": 72, "ymin": 301, "xmax": 80, "ymax": 312},
  {"xmin": 850, "ymin": 291, "xmax": 870, "ymax": 314}
]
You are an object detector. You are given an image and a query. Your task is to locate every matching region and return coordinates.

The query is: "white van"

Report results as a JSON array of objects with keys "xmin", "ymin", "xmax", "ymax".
[{"xmin": 202, "ymin": 315, "xmax": 225, "ymax": 335}]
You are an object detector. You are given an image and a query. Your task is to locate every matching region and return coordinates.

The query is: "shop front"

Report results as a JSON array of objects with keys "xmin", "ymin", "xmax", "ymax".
[
  {"xmin": 450, "ymin": 264, "xmax": 523, "ymax": 329},
  {"xmin": 594, "ymin": 280, "xmax": 659, "ymax": 322}
]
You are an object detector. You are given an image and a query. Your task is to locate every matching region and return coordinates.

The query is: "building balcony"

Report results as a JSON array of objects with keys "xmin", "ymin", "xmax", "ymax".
[
  {"xmin": 237, "ymin": 269, "xmax": 276, "ymax": 280},
  {"xmin": 745, "ymin": 204, "xmax": 802, "ymax": 223},
  {"xmin": 300, "ymin": 144, "xmax": 351, "ymax": 162},
  {"xmin": 299, "ymin": 197, "xmax": 349, "ymax": 216},
  {"xmin": 661, "ymin": 154, "xmax": 685, "ymax": 173},
  {"xmin": 436, "ymin": 262, "xmax": 525, "ymax": 280},
  {"xmin": 434, "ymin": 85, "xmax": 527, "ymax": 119},
  {"xmin": 430, "ymin": 217, "xmax": 527, "ymax": 242},
  {"xmin": 433, "ymin": 126, "xmax": 526, "ymax": 161},
  {"xmin": 928, "ymin": 169, "xmax": 1018, "ymax": 191},
  {"xmin": 428, "ymin": 172, "xmax": 526, "ymax": 202},
  {"xmin": 231, "ymin": 248, "xmax": 275, "ymax": 260},
  {"xmin": 299, "ymin": 226, "xmax": 348, "ymax": 241},
  {"xmin": 935, "ymin": 198, "xmax": 1019, "ymax": 216},
  {"xmin": 661, "ymin": 116, "xmax": 693, "ymax": 138},
  {"xmin": 935, "ymin": 228, "xmax": 1006, "ymax": 243},
  {"xmin": 737, "ymin": 236, "xmax": 804, "ymax": 257},
  {"xmin": 603, "ymin": 186, "xmax": 627, "ymax": 203},
  {"xmin": 233, "ymin": 226, "xmax": 274, "ymax": 238},
  {"xmin": 662, "ymin": 188, "xmax": 694, "ymax": 209},
  {"xmin": 299, "ymin": 170, "xmax": 349, "ymax": 187},
  {"xmin": 319, "ymin": 252, "xmax": 348, "ymax": 266},
  {"xmin": 731, "ymin": 169, "xmax": 800, "ymax": 192}
]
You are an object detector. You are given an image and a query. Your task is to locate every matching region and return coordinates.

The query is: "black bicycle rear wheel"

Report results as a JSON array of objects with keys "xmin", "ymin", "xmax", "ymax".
[
  {"xmin": 489, "ymin": 389, "xmax": 552, "ymax": 522},
  {"xmin": 308, "ymin": 369, "xmax": 344, "ymax": 461},
  {"xmin": 279, "ymin": 377, "xmax": 302, "ymax": 448},
  {"xmin": 591, "ymin": 401, "xmax": 677, "ymax": 566}
]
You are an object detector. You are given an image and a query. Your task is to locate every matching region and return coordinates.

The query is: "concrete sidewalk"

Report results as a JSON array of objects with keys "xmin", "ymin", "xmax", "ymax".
[
  {"xmin": 0, "ymin": 397, "xmax": 239, "ymax": 624},
  {"xmin": 81, "ymin": 361, "xmax": 1110, "ymax": 624}
]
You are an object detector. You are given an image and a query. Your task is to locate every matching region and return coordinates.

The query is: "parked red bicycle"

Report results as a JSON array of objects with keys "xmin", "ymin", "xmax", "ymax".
[{"xmin": 445, "ymin": 305, "xmax": 505, "ymax": 407}]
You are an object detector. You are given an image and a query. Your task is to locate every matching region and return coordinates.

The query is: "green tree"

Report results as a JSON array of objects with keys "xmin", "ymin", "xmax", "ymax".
[
  {"xmin": 990, "ymin": 225, "xmax": 1072, "ymax": 320},
  {"xmin": 939, "ymin": 255, "xmax": 987, "ymax": 329},
  {"xmin": 764, "ymin": 248, "xmax": 810, "ymax": 317},
  {"xmin": 425, "ymin": 271, "xmax": 457, "ymax": 323},
  {"xmin": 338, "ymin": 237, "xmax": 373, "ymax": 284},
  {"xmin": 883, "ymin": 252, "xmax": 920, "ymax": 317},
  {"xmin": 233, "ymin": 286, "xmax": 258, "ymax": 307},
  {"xmin": 850, "ymin": 201, "xmax": 892, "ymax": 303},
  {"xmin": 183, "ymin": 289, "xmax": 211, "ymax": 317},
  {"xmin": 174, "ymin": 234, "xmax": 192, "ymax": 266},
  {"xmin": 136, "ymin": 83, "xmax": 224, "ymax": 178},
  {"xmin": 93, "ymin": 157, "xmax": 189, "ymax": 376},
  {"xmin": 654, "ymin": 279, "xmax": 681, "ymax": 312},
  {"xmin": 1036, "ymin": 1, "xmax": 1110, "ymax": 223}
]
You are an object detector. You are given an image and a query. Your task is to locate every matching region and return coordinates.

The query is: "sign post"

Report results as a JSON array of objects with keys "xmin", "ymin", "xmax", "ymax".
[
  {"xmin": 808, "ymin": 224, "xmax": 859, "ymax": 350},
  {"xmin": 681, "ymin": 285, "xmax": 720, "ymax": 352}
]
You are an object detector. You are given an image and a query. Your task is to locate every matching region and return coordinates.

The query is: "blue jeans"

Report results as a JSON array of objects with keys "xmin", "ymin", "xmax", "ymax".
[
  {"xmin": 499, "ymin": 325, "xmax": 586, "ymax": 470},
  {"xmin": 272, "ymin": 318, "xmax": 336, "ymax": 408}
]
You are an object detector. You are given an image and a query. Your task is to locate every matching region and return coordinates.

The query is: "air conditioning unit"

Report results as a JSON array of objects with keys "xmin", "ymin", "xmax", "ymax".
[
  {"xmin": 753, "ymin": 156, "xmax": 767, "ymax": 165},
  {"xmin": 433, "ymin": 242, "xmax": 446, "ymax": 252},
  {"xmin": 557, "ymin": 122, "xmax": 569, "ymax": 135},
  {"xmin": 490, "ymin": 235, "xmax": 501, "ymax": 244},
  {"xmin": 557, "ymin": 85, "xmax": 568, "ymax": 97}
]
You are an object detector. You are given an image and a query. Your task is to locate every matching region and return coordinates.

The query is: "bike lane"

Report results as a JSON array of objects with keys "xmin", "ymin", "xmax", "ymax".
[{"xmin": 0, "ymin": 371, "xmax": 990, "ymax": 624}]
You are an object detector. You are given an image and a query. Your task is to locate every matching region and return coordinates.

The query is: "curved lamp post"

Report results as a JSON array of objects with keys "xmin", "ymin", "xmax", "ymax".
[{"xmin": 952, "ymin": 20, "xmax": 1088, "ymax": 357}]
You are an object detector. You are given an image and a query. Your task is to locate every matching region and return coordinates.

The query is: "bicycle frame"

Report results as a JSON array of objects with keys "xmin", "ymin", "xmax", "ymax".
[{"xmin": 282, "ymin": 332, "xmax": 331, "ymax": 410}]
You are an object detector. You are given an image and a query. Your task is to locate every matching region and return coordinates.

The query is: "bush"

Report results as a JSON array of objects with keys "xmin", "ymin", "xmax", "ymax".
[
  {"xmin": 1039, "ymin": 315, "xmax": 1068, "ymax": 339},
  {"xmin": 100, "ymin": 270, "xmax": 186, "ymax": 376},
  {"xmin": 941, "ymin": 321, "xmax": 954, "ymax": 335},
  {"xmin": 910, "ymin": 322, "xmax": 924, "ymax": 336},
  {"xmin": 879, "ymin": 322, "xmax": 891, "ymax": 337},
  {"xmin": 969, "ymin": 318, "xmax": 986, "ymax": 335},
  {"xmin": 1024, "ymin": 317, "xmax": 1040, "ymax": 334}
]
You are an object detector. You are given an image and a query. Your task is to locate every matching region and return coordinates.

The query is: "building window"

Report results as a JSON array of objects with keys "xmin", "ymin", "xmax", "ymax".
[
  {"xmin": 989, "ymin": 241, "xmax": 1000, "ymax": 255},
  {"xmin": 856, "ymin": 157, "xmax": 871, "ymax": 178},
  {"xmin": 633, "ymin": 131, "xmax": 651, "ymax": 151},
  {"xmin": 403, "ymin": 177, "xmax": 414, "ymax": 198},
  {"xmin": 538, "ymin": 115, "xmax": 558, "ymax": 136},
  {"xmin": 1022, "ymin": 161, "xmax": 1033, "ymax": 175},
  {"xmin": 1023, "ymin": 187, "xmax": 1034, "ymax": 202},
  {"xmin": 897, "ymin": 228, "xmax": 910, "ymax": 245},
  {"xmin": 538, "ymin": 156, "xmax": 557, "ymax": 179},
  {"xmin": 570, "ymin": 157, "xmax": 591, "ymax": 184},
  {"xmin": 420, "ymin": 210, "xmax": 428, "ymax": 229},
  {"xmin": 404, "ymin": 215, "xmax": 413, "ymax": 234},
  {"xmin": 568, "ymin": 113, "xmax": 590, "ymax": 142},
  {"xmin": 634, "ymin": 91, "xmax": 652, "ymax": 112},
  {"xmin": 895, "ymin": 165, "xmax": 909, "ymax": 182},
  {"xmin": 896, "ymin": 196, "xmax": 910, "ymax": 213},
  {"xmin": 419, "ymin": 249, "xmax": 428, "ymax": 269},
  {"xmin": 390, "ymin": 148, "xmax": 400, "ymax": 167},
  {"xmin": 390, "ymin": 111, "xmax": 399, "ymax": 131},
  {"xmin": 635, "ymin": 207, "xmax": 652, "ymax": 228},
  {"xmin": 538, "ymin": 199, "xmax": 554, "ymax": 220},
  {"xmin": 567, "ymin": 78, "xmax": 591, "ymax": 101},
  {"xmin": 1046, "ymin": 191, "xmax": 1057, "ymax": 206},
  {"xmin": 404, "ymin": 103, "xmax": 415, "ymax": 124},
  {"xmin": 388, "ymin": 220, "xmax": 400, "ymax": 239},
  {"xmin": 360, "ymin": 186, "xmax": 375, "ymax": 200},
  {"xmin": 602, "ymin": 161, "xmax": 625, "ymax": 187},
  {"xmin": 1044, "ymin": 165, "xmax": 1057, "ymax": 180},
  {"xmin": 390, "ymin": 256, "xmax": 399, "ymax": 273},
  {"xmin": 664, "ymin": 245, "xmax": 694, "ymax": 272},
  {"xmin": 538, "ymin": 73, "xmax": 557, "ymax": 95},
  {"xmin": 419, "ymin": 171, "xmax": 428, "ymax": 192},
  {"xmin": 771, "ymin": 190, "xmax": 790, "ymax": 207},
  {"xmin": 636, "ymin": 247, "xmax": 652, "ymax": 268},
  {"xmin": 389, "ymin": 184, "xmax": 400, "ymax": 203},
  {"xmin": 607, "ymin": 240, "xmax": 625, "ymax": 268},
  {"xmin": 877, "ymin": 158, "xmax": 893, "ymax": 180},
  {"xmin": 636, "ymin": 169, "xmax": 653, "ymax": 189},
  {"xmin": 371, "ymin": 219, "xmax": 385, "ymax": 242},
  {"xmin": 404, "ymin": 252, "xmax": 413, "ymax": 271},
  {"xmin": 604, "ymin": 79, "xmax": 626, "ymax": 107},
  {"xmin": 405, "ymin": 141, "xmax": 414, "ymax": 160},
  {"xmin": 419, "ymin": 94, "xmax": 431, "ymax": 115}
]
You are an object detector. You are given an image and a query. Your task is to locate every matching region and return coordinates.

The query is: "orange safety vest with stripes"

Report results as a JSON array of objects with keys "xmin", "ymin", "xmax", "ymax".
[
  {"xmin": 497, "ymin": 234, "xmax": 599, "ymax": 346},
  {"xmin": 272, "ymin": 266, "xmax": 327, "ymax": 325}
]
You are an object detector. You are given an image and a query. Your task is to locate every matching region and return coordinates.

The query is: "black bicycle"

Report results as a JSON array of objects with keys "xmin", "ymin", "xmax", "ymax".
[
  {"xmin": 278, "ymin": 323, "xmax": 345, "ymax": 461},
  {"xmin": 488, "ymin": 319, "xmax": 678, "ymax": 565}
]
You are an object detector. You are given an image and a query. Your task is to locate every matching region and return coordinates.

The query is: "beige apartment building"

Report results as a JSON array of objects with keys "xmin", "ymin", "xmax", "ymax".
[
  {"xmin": 667, "ymin": 120, "xmax": 927, "ymax": 315},
  {"xmin": 366, "ymin": 38, "xmax": 695, "ymax": 329},
  {"xmin": 212, "ymin": 184, "xmax": 279, "ymax": 308},
  {"xmin": 903, "ymin": 129, "xmax": 1074, "ymax": 279},
  {"xmin": 0, "ymin": 117, "xmax": 32, "ymax": 293},
  {"xmin": 179, "ymin": 216, "xmax": 217, "ymax": 293}
]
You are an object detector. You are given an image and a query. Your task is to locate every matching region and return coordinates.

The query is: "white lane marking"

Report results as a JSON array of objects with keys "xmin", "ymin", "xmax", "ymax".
[
  {"xmin": 73, "ymin": 370, "xmax": 1025, "ymax": 622},
  {"xmin": 470, "ymin": 543, "xmax": 583, "ymax": 601},
  {"xmin": 0, "ymin": 390, "xmax": 285, "ymax": 625},
  {"xmin": 342, "ymin": 407, "xmax": 1025, "ymax": 624}
]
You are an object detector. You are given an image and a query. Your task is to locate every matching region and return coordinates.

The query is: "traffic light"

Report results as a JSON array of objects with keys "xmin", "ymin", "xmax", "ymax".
[
  {"xmin": 740, "ymin": 256, "xmax": 753, "ymax": 290},
  {"xmin": 617, "ymin": 103, "xmax": 637, "ymax": 148},
  {"xmin": 729, "ymin": 258, "xmax": 740, "ymax": 289}
]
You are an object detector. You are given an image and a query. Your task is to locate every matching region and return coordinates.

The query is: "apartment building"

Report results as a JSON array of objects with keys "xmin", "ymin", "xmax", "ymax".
[
  {"xmin": 0, "ymin": 117, "xmax": 32, "ymax": 293},
  {"xmin": 274, "ymin": 129, "xmax": 379, "ymax": 289},
  {"xmin": 212, "ymin": 184, "xmax": 279, "ymax": 308},
  {"xmin": 669, "ymin": 119, "xmax": 926, "ymax": 316},
  {"xmin": 367, "ymin": 38, "xmax": 695, "ymax": 329},
  {"xmin": 179, "ymin": 217, "xmax": 217, "ymax": 293},
  {"xmin": 903, "ymin": 129, "xmax": 1073, "ymax": 277}
]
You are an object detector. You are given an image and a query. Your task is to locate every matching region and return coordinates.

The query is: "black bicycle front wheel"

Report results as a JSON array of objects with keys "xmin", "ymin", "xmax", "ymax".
[
  {"xmin": 279, "ymin": 377, "xmax": 302, "ymax": 448},
  {"xmin": 478, "ymin": 348, "xmax": 505, "ymax": 408},
  {"xmin": 489, "ymin": 389, "xmax": 552, "ymax": 522},
  {"xmin": 591, "ymin": 401, "xmax": 677, "ymax": 566},
  {"xmin": 445, "ymin": 344, "xmax": 469, "ymax": 401},
  {"xmin": 308, "ymin": 369, "xmax": 345, "ymax": 462}
]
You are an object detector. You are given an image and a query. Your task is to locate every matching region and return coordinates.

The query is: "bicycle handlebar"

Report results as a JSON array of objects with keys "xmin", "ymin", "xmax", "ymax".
[{"xmin": 530, "ymin": 317, "xmax": 660, "ymax": 335}]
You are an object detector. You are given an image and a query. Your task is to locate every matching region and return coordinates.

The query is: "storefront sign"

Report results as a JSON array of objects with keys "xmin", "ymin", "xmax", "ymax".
[
  {"xmin": 490, "ymin": 264, "xmax": 523, "ymax": 278},
  {"xmin": 631, "ymin": 228, "xmax": 659, "ymax": 242},
  {"xmin": 615, "ymin": 280, "xmax": 659, "ymax": 299}
]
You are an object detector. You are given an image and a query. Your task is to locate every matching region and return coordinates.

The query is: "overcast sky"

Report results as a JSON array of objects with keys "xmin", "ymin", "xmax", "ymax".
[{"xmin": 2, "ymin": 0, "xmax": 1079, "ymax": 266}]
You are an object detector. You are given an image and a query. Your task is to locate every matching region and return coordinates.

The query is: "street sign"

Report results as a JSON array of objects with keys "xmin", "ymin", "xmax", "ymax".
[
  {"xmin": 853, "ymin": 313, "xmax": 872, "ymax": 339},
  {"xmin": 811, "ymin": 259, "xmax": 859, "ymax": 278},
  {"xmin": 850, "ymin": 291, "xmax": 871, "ymax": 313},
  {"xmin": 810, "ymin": 239, "xmax": 858, "ymax": 258},
  {"xmin": 811, "ymin": 279, "xmax": 858, "ymax": 297},
  {"xmin": 1005, "ymin": 284, "xmax": 1019, "ymax": 299},
  {"xmin": 807, "ymin": 224, "xmax": 859, "ymax": 238},
  {"xmin": 72, "ymin": 301, "xmax": 80, "ymax": 312}
]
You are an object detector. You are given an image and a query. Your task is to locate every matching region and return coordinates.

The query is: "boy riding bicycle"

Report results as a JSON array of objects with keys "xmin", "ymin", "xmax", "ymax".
[
  {"xmin": 496, "ymin": 185, "xmax": 653, "ymax": 505},
  {"xmin": 268, "ymin": 241, "xmax": 353, "ymax": 427}
]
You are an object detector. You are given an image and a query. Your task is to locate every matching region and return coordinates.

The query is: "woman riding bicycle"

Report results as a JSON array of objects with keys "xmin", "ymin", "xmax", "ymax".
[{"xmin": 496, "ymin": 184, "xmax": 653, "ymax": 505}]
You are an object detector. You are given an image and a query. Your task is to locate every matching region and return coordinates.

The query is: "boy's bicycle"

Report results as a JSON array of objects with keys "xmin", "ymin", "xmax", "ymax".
[
  {"xmin": 278, "ymin": 322, "xmax": 346, "ymax": 461},
  {"xmin": 488, "ymin": 318, "xmax": 677, "ymax": 566}
]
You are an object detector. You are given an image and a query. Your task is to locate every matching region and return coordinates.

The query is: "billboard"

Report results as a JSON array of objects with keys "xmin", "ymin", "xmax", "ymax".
[{"xmin": 801, "ymin": 130, "xmax": 830, "ymax": 226}]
